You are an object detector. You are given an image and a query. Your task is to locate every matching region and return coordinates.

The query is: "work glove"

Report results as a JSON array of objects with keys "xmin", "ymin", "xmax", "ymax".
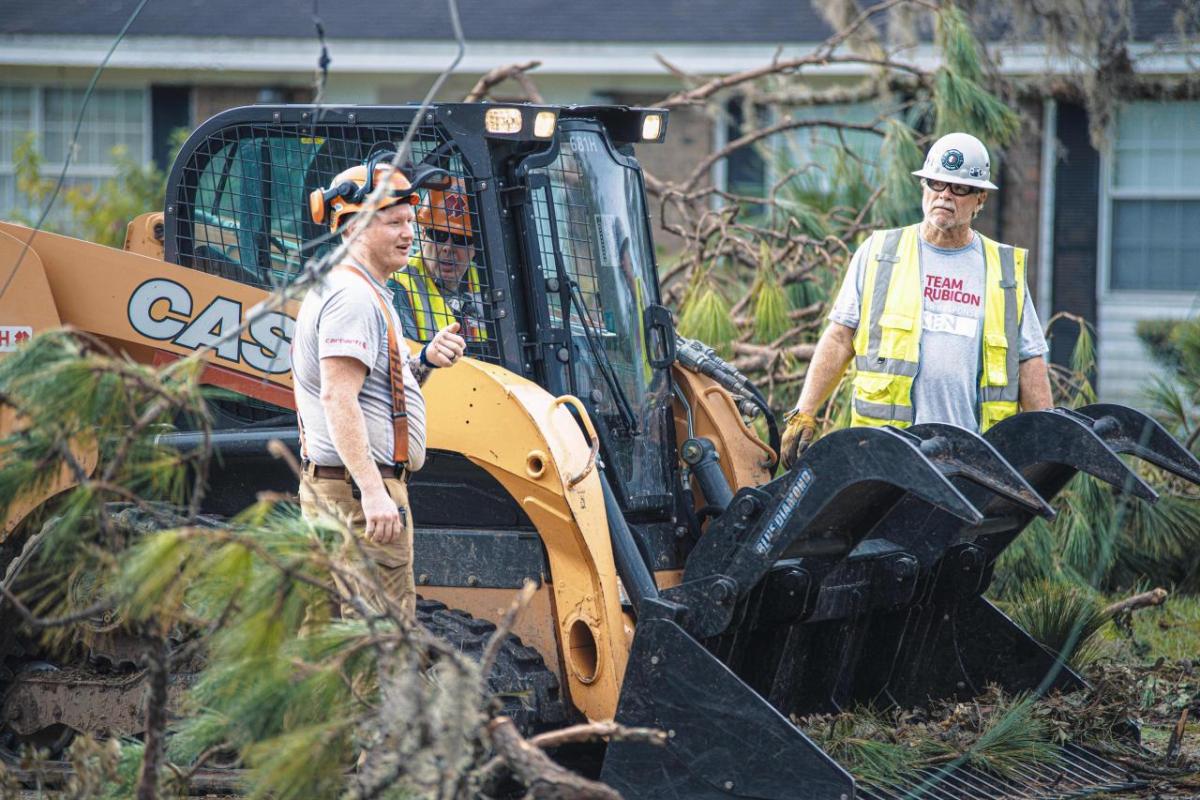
[{"xmin": 780, "ymin": 410, "xmax": 817, "ymax": 470}]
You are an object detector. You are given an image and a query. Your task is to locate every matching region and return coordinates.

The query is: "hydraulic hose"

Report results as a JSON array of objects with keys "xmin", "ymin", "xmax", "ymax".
[
  {"xmin": 600, "ymin": 472, "xmax": 659, "ymax": 618},
  {"xmin": 744, "ymin": 381, "xmax": 781, "ymax": 472},
  {"xmin": 675, "ymin": 335, "xmax": 781, "ymax": 472}
]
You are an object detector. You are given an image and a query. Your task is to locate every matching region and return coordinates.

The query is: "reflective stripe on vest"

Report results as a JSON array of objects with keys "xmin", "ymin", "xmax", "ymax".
[
  {"xmin": 391, "ymin": 256, "xmax": 488, "ymax": 342},
  {"xmin": 850, "ymin": 224, "xmax": 1025, "ymax": 432}
]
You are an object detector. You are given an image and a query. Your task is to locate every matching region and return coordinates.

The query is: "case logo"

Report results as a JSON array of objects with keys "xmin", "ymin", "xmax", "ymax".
[{"xmin": 127, "ymin": 278, "xmax": 294, "ymax": 374}]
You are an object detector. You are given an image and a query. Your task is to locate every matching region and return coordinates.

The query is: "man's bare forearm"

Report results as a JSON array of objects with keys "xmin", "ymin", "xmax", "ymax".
[
  {"xmin": 792, "ymin": 322, "xmax": 856, "ymax": 415},
  {"xmin": 1018, "ymin": 355, "xmax": 1053, "ymax": 412},
  {"xmin": 323, "ymin": 388, "xmax": 387, "ymax": 496}
]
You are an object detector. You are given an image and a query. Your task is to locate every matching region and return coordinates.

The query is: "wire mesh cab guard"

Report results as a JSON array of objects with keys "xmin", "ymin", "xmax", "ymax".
[{"xmin": 162, "ymin": 104, "xmax": 506, "ymax": 367}]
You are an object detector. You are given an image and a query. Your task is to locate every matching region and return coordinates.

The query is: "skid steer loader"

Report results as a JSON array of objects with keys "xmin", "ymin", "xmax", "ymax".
[{"xmin": 1, "ymin": 102, "xmax": 1199, "ymax": 799}]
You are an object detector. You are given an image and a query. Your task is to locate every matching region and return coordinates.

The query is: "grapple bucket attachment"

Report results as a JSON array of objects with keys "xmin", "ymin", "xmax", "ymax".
[
  {"xmin": 602, "ymin": 406, "xmax": 1199, "ymax": 798},
  {"xmin": 602, "ymin": 612, "xmax": 855, "ymax": 800},
  {"xmin": 829, "ymin": 407, "xmax": 1199, "ymax": 714},
  {"xmin": 604, "ymin": 426, "xmax": 986, "ymax": 798}
]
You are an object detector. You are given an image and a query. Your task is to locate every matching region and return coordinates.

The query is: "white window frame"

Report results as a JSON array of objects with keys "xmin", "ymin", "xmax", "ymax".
[
  {"xmin": 1096, "ymin": 101, "xmax": 1200, "ymax": 305},
  {"xmin": 1094, "ymin": 101, "xmax": 1199, "ymax": 404},
  {"xmin": 0, "ymin": 83, "xmax": 152, "ymax": 225}
]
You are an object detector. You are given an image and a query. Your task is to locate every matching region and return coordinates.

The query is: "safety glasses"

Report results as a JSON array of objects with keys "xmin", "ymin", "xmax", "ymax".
[
  {"xmin": 923, "ymin": 179, "xmax": 982, "ymax": 197},
  {"xmin": 425, "ymin": 227, "xmax": 472, "ymax": 247}
]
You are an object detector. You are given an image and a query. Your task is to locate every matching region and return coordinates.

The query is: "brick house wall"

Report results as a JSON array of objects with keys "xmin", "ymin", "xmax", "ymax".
[{"xmin": 973, "ymin": 97, "xmax": 1046, "ymax": 311}]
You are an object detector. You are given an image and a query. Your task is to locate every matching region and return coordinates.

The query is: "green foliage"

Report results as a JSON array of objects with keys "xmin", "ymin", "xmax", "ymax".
[
  {"xmin": 0, "ymin": 331, "xmax": 208, "ymax": 650},
  {"xmin": 800, "ymin": 690, "xmax": 1059, "ymax": 788},
  {"xmin": 243, "ymin": 721, "xmax": 354, "ymax": 800},
  {"xmin": 1137, "ymin": 318, "xmax": 1183, "ymax": 370},
  {"xmin": 932, "ymin": 6, "xmax": 1022, "ymax": 144},
  {"xmin": 813, "ymin": 708, "xmax": 927, "ymax": 784},
  {"xmin": 12, "ymin": 127, "xmax": 186, "ymax": 247},
  {"xmin": 959, "ymin": 694, "xmax": 1057, "ymax": 778},
  {"xmin": 1118, "ymin": 594, "xmax": 1200, "ymax": 662},
  {"xmin": 1005, "ymin": 581, "xmax": 1109, "ymax": 668},
  {"xmin": 1136, "ymin": 316, "xmax": 1200, "ymax": 450},
  {"xmin": 752, "ymin": 242, "xmax": 793, "ymax": 343},
  {"xmin": 0, "ymin": 330, "xmax": 204, "ymax": 521},
  {"xmin": 678, "ymin": 272, "xmax": 738, "ymax": 357},
  {"xmin": 873, "ymin": 118, "xmax": 924, "ymax": 228},
  {"xmin": 995, "ymin": 310, "xmax": 1200, "ymax": 627}
]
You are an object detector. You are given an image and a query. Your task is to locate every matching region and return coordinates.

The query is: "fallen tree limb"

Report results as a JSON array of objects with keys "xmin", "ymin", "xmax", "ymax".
[
  {"xmin": 1102, "ymin": 587, "xmax": 1168, "ymax": 618},
  {"xmin": 732, "ymin": 341, "xmax": 817, "ymax": 373},
  {"xmin": 530, "ymin": 721, "xmax": 667, "ymax": 750},
  {"xmin": 487, "ymin": 716, "xmax": 621, "ymax": 799},
  {"xmin": 464, "ymin": 60, "xmax": 543, "ymax": 103}
]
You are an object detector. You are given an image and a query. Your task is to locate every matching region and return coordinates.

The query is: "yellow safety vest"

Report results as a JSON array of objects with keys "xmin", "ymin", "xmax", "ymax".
[
  {"xmin": 850, "ymin": 224, "xmax": 1026, "ymax": 432},
  {"xmin": 390, "ymin": 255, "xmax": 489, "ymax": 342}
]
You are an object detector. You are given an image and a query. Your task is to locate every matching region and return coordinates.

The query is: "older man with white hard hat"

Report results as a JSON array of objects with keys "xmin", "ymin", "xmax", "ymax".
[{"xmin": 780, "ymin": 132, "xmax": 1053, "ymax": 467}]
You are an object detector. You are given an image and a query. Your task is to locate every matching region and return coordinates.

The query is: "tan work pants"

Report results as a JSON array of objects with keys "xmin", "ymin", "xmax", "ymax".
[{"xmin": 299, "ymin": 474, "xmax": 416, "ymax": 621}]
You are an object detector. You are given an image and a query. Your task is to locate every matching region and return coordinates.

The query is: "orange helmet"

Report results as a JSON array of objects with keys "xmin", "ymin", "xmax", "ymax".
[
  {"xmin": 308, "ymin": 160, "xmax": 418, "ymax": 232},
  {"xmin": 417, "ymin": 178, "xmax": 473, "ymax": 239}
]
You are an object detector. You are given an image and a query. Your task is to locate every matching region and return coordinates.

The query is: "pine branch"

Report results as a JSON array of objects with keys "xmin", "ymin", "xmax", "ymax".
[
  {"xmin": 486, "ymin": 716, "xmax": 621, "ymax": 800},
  {"xmin": 136, "ymin": 632, "xmax": 170, "ymax": 800}
]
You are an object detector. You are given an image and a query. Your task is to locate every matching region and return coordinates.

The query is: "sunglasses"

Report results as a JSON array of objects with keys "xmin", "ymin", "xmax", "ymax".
[
  {"xmin": 923, "ymin": 179, "xmax": 982, "ymax": 197},
  {"xmin": 425, "ymin": 228, "xmax": 472, "ymax": 247}
]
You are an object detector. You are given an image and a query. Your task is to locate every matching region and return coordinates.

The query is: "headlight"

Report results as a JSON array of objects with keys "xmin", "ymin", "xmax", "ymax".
[
  {"xmin": 484, "ymin": 107, "xmax": 523, "ymax": 134},
  {"xmin": 641, "ymin": 113, "xmax": 663, "ymax": 141},
  {"xmin": 533, "ymin": 111, "xmax": 557, "ymax": 138}
]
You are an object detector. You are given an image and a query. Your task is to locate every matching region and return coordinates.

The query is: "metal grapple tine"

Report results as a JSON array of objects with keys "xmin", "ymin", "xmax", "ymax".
[
  {"xmin": 1074, "ymin": 403, "xmax": 1200, "ymax": 486},
  {"xmin": 904, "ymin": 423, "xmax": 1055, "ymax": 518},
  {"xmin": 684, "ymin": 426, "xmax": 983, "ymax": 581},
  {"xmin": 984, "ymin": 409, "xmax": 1157, "ymax": 502},
  {"xmin": 671, "ymin": 426, "xmax": 983, "ymax": 639}
]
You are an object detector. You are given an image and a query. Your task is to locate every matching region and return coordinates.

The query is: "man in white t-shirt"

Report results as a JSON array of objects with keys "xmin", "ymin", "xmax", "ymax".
[
  {"xmin": 780, "ymin": 132, "xmax": 1053, "ymax": 468},
  {"xmin": 293, "ymin": 161, "xmax": 466, "ymax": 618}
]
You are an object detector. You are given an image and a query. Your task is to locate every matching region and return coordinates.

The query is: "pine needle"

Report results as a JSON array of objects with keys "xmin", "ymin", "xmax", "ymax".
[
  {"xmin": 752, "ymin": 242, "xmax": 792, "ymax": 343},
  {"xmin": 678, "ymin": 274, "xmax": 738, "ymax": 357},
  {"xmin": 960, "ymin": 694, "xmax": 1058, "ymax": 778},
  {"xmin": 932, "ymin": 7, "xmax": 1021, "ymax": 144},
  {"xmin": 1007, "ymin": 580, "xmax": 1110, "ymax": 668}
]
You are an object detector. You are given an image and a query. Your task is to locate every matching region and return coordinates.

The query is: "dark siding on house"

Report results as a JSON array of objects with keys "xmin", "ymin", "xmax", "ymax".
[
  {"xmin": 151, "ymin": 87, "xmax": 191, "ymax": 172},
  {"xmin": 1050, "ymin": 102, "xmax": 1100, "ymax": 372}
]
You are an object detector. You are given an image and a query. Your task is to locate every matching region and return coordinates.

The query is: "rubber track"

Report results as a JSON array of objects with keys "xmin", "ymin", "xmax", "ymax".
[{"xmin": 417, "ymin": 598, "xmax": 569, "ymax": 735}]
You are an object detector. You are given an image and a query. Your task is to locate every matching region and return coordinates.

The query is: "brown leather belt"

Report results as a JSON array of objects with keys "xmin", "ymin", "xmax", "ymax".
[{"xmin": 303, "ymin": 461, "xmax": 408, "ymax": 482}]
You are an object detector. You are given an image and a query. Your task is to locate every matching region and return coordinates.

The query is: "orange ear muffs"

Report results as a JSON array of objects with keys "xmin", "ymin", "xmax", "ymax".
[{"xmin": 308, "ymin": 188, "xmax": 327, "ymax": 225}]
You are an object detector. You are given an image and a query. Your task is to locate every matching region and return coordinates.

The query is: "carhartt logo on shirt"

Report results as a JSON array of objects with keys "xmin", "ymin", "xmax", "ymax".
[
  {"xmin": 924, "ymin": 275, "xmax": 980, "ymax": 306},
  {"xmin": 325, "ymin": 337, "xmax": 367, "ymax": 349}
]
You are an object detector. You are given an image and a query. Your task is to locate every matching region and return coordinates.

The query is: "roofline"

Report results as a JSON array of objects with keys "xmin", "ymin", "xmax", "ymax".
[{"xmin": 0, "ymin": 34, "xmax": 1195, "ymax": 78}]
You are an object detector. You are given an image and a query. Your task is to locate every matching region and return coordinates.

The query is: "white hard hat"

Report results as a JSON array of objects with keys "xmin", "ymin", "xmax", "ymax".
[{"xmin": 912, "ymin": 132, "xmax": 998, "ymax": 191}]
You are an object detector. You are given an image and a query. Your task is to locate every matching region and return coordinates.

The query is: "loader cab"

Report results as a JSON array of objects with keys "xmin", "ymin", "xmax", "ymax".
[
  {"xmin": 514, "ymin": 114, "xmax": 676, "ymax": 516},
  {"xmin": 161, "ymin": 103, "xmax": 680, "ymax": 521}
]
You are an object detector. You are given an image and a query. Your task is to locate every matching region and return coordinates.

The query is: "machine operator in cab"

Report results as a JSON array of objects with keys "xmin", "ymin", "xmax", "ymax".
[{"xmin": 390, "ymin": 179, "xmax": 490, "ymax": 344}]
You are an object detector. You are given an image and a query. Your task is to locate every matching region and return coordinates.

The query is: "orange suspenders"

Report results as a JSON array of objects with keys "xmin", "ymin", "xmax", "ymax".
[
  {"xmin": 346, "ymin": 266, "xmax": 410, "ymax": 467},
  {"xmin": 294, "ymin": 265, "xmax": 410, "ymax": 468}
]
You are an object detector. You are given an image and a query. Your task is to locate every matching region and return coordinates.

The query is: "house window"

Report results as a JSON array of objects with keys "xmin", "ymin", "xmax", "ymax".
[
  {"xmin": 777, "ymin": 103, "xmax": 885, "ymax": 194},
  {"xmin": 1108, "ymin": 101, "xmax": 1200, "ymax": 292},
  {"xmin": 0, "ymin": 86, "xmax": 149, "ymax": 232},
  {"xmin": 717, "ymin": 100, "xmax": 886, "ymax": 199},
  {"xmin": 724, "ymin": 98, "xmax": 767, "ymax": 198}
]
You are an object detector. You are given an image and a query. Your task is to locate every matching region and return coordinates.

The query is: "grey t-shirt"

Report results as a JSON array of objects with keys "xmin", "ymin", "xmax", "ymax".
[
  {"xmin": 292, "ymin": 264, "xmax": 428, "ymax": 471},
  {"xmin": 829, "ymin": 232, "xmax": 1048, "ymax": 431}
]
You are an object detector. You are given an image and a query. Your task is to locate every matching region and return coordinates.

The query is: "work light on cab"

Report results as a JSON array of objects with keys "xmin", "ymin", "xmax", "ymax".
[
  {"xmin": 641, "ymin": 113, "xmax": 664, "ymax": 142},
  {"xmin": 484, "ymin": 107, "xmax": 523, "ymax": 134}
]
